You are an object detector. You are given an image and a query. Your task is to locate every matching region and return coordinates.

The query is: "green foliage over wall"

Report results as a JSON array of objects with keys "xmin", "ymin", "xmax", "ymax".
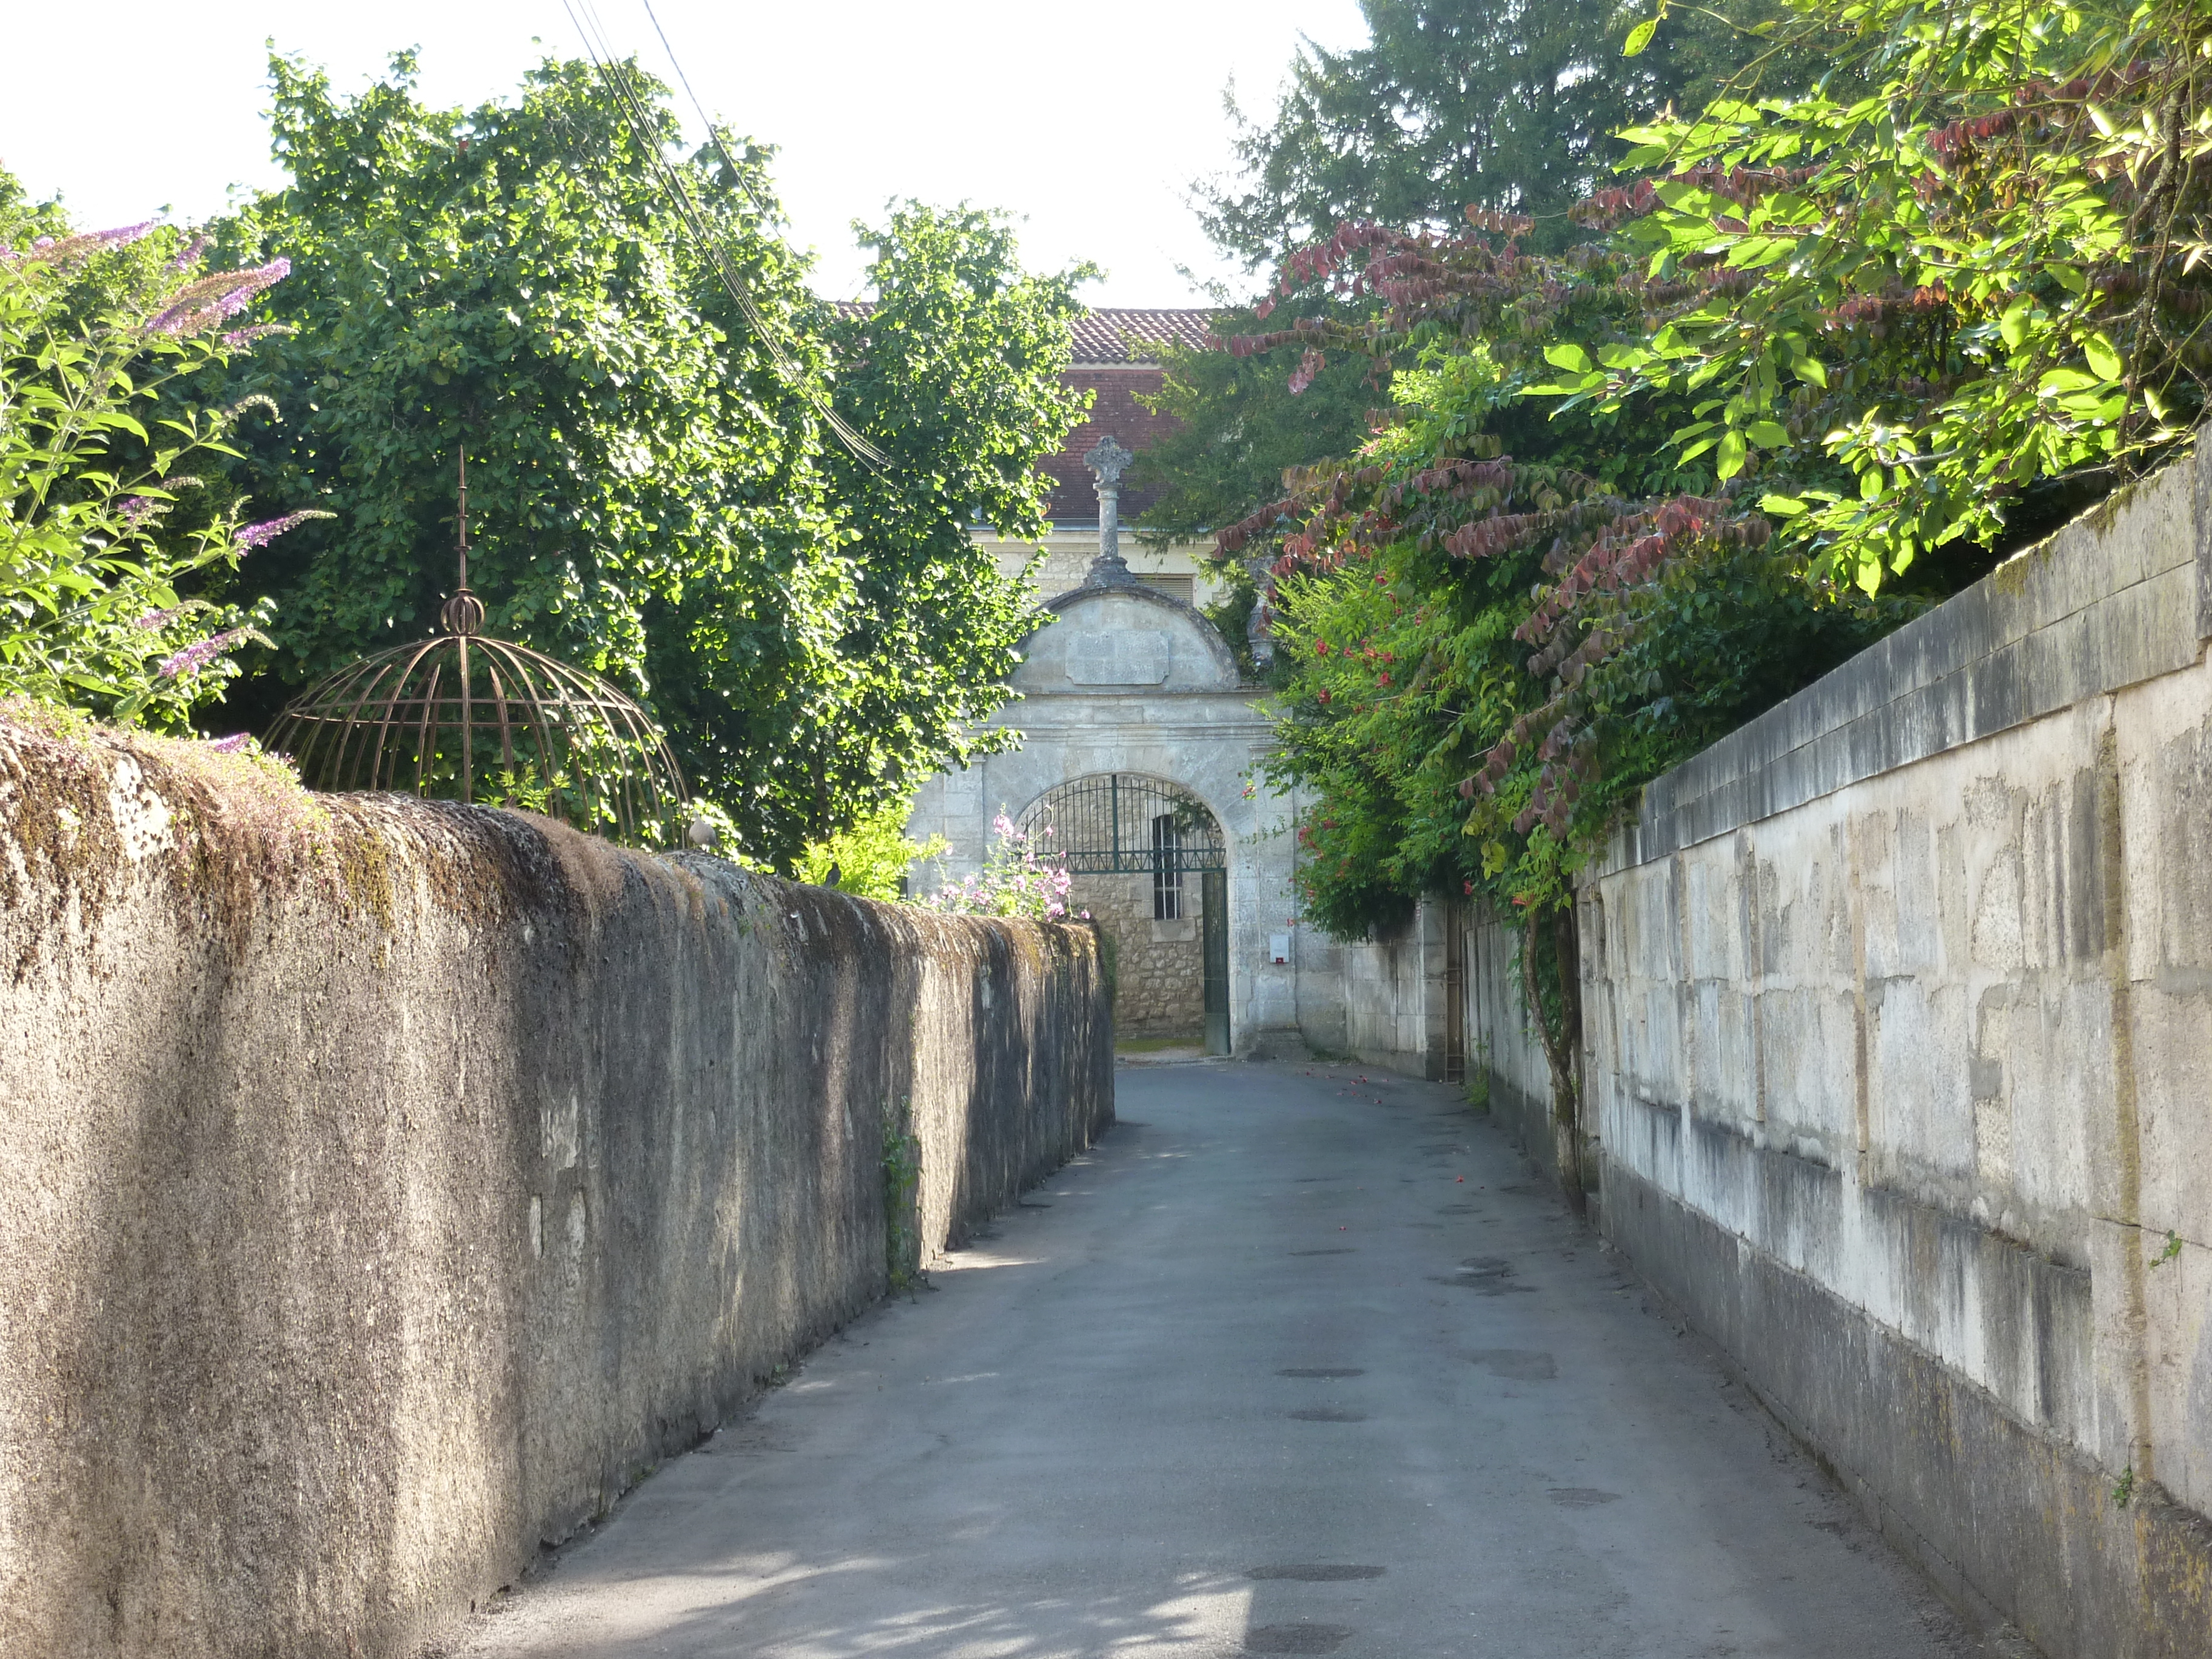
[
  {"xmin": 0, "ymin": 177, "xmax": 304, "ymax": 729},
  {"xmin": 790, "ymin": 796, "xmax": 948, "ymax": 902},
  {"xmin": 210, "ymin": 52, "xmax": 1088, "ymax": 865},
  {"xmin": 1196, "ymin": 0, "xmax": 2208, "ymax": 1144}
]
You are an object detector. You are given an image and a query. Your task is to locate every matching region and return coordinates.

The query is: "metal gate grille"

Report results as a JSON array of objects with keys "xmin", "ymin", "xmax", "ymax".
[
  {"xmin": 1017, "ymin": 774, "xmax": 1226, "ymax": 875},
  {"xmin": 1202, "ymin": 867, "xmax": 1230, "ymax": 1056}
]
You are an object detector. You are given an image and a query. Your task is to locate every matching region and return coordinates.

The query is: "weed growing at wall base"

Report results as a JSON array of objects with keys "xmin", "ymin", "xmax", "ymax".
[{"xmin": 883, "ymin": 1097, "xmax": 923, "ymax": 1295}]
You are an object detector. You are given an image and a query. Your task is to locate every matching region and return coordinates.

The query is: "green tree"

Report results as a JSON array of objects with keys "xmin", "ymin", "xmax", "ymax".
[
  {"xmin": 800, "ymin": 203, "xmax": 1091, "ymax": 835},
  {"xmin": 1221, "ymin": 0, "xmax": 2207, "ymax": 1184},
  {"xmin": 788, "ymin": 795, "xmax": 948, "ymax": 901},
  {"xmin": 1133, "ymin": 0, "xmax": 1840, "ymax": 557},
  {"xmin": 213, "ymin": 52, "xmax": 1086, "ymax": 863},
  {"xmin": 1130, "ymin": 301, "xmax": 1376, "ymax": 545},
  {"xmin": 1195, "ymin": 0, "xmax": 1829, "ymax": 270}
]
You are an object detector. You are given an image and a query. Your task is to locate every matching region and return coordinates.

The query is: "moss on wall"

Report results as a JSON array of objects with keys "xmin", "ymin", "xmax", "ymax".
[{"xmin": 0, "ymin": 709, "xmax": 1112, "ymax": 1659}]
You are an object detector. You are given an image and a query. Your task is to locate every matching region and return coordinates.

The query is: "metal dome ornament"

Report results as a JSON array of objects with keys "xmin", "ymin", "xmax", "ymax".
[{"xmin": 269, "ymin": 454, "xmax": 688, "ymax": 844}]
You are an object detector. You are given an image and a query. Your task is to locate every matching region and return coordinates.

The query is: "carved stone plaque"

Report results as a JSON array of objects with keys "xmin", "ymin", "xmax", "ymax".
[{"xmin": 1067, "ymin": 630, "xmax": 1170, "ymax": 686}]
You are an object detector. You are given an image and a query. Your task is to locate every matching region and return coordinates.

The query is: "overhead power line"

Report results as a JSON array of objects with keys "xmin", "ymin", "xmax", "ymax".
[{"xmin": 558, "ymin": 0, "xmax": 888, "ymax": 469}]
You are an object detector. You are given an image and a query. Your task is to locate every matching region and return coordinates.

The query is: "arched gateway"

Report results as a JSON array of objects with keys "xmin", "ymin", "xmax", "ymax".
[
  {"xmin": 906, "ymin": 436, "xmax": 1347, "ymax": 1057},
  {"xmin": 1019, "ymin": 773, "xmax": 1230, "ymax": 1053}
]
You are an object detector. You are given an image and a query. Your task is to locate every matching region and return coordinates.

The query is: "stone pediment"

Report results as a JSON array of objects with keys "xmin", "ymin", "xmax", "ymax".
[{"xmin": 1013, "ymin": 585, "xmax": 1240, "ymax": 695}]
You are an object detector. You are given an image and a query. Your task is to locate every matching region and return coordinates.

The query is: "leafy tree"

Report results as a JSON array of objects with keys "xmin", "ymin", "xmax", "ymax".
[
  {"xmin": 1134, "ymin": 0, "xmax": 1829, "ymax": 558},
  {"xmin": 1130, "ymin": 302, "xmax": 1377, "ymax": 544},
  {"xmin": 805, "ymin": 204, "xmax": 1093, "ymax": 835},
  {"xmin": 1194, "ymin": 0, "xmax": 1833, "ymax": 269},
  {"xmin": 0, "ymin": 178, "xmax": 306, "ymax": 728},
  {"xmin": 1216, "ymin": 0, "xmax": 2207, "ymax": 1186},
  {"xmin": 213, "ymin": 52, "xmax": 1086, "ymax": 862},
  {"xmin": 788, "ymin": 794, "xmax": 949, "ymax": 901}
]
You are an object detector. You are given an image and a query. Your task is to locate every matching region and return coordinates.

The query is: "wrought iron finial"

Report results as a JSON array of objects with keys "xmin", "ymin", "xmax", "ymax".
[{"xmin": 440, "ymin": 448, "xmax": 486, "ymax": 636}]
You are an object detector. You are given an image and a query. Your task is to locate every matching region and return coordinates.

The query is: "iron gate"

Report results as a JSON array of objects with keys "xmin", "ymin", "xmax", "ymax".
[
  {"xmin": 1202, "ymin": 867, "xmax": 1230, "ymax": 1056},
  {"xmin": 1021, "ymin": 774, "xmax": 1232, "ymax": 1056},
  {"xmin": 1017, "ymin": 774, "xmax": 1226, "ymax": 874}
]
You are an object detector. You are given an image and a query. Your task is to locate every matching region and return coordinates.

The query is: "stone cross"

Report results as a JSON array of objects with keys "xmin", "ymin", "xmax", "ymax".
[{"xmin": 1082, "ymin": 434, "xmax": 1139, "ymax": 587}]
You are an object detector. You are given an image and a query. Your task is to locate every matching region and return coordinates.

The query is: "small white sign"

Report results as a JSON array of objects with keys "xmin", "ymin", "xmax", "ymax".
[{"xmin": 1269, "ymin": 933, "xmax": 1292, "ymax": 965}]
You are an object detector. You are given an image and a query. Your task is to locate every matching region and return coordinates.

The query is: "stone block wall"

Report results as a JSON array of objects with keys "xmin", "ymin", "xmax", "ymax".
[
  {"xmin": 0, "ymin": 712, "xmax": 1111, "ymax": 1659},
  {"xmin": 1071, "ymin": 868, "xmax": 1204, "ymax": 1039},
  {"xmin": 1573, "ymin": 447, "xmax": 2212, "ymax": 1658},
  {"xmin": 1464, "ymin": 908, "xmax": 1558, "ymax": 1173},
  {"xmin": 1339, "ymin": 910, "xmax": 1430, "ymax": 1069}
]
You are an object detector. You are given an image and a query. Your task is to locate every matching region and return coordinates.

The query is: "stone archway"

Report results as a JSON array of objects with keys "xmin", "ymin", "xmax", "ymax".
[
  {"xmin": 1019, "ymin": 773, "xmax": 1229, "ymax": 1053},
  {"xmin": 906, "ymin": 546, "xmax": 1349, "ymax": 1059}
]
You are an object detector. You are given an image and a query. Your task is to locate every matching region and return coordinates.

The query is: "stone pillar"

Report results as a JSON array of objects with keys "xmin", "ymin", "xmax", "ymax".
[{"xmin": 1082, "ymin": 434, "xmax": 1140, "ymax": 588}]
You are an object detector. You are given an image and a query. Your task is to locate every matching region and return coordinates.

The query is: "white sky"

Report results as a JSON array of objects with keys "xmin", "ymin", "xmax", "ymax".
[{"xmin": 0, "ymin": 1, "xmax": 1368, "ymax": 306}]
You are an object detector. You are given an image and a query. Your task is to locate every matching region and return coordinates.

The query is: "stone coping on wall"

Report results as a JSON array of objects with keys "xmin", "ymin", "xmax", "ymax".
[{"xmin": 1599, "ymin": 436, "xmax": 2210, "ymax": 874}]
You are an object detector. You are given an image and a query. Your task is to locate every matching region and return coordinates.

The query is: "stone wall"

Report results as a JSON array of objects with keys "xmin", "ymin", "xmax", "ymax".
[
  {"xmin": 1339, "ymin": 905, "xmax": 1449, "ymax": 1075},
  {"xmin": 1465, "ymin": 908, "xmax": 1558, "ymax": 1173},
  {"xmin": 1571, "ymin": 447, "xmax": 2212, "ymax": 1658},
  {"xmin": 1355, "ymin": 444, "xmax": 2212, "ymax": 1654},
  {"xmin": 1070, "ymin": 869, "xmax": 1204, "ymax": 1039},
  {"xmin": 0, "ymin": 712, "xmax": 1112, "ymax": 1659}
]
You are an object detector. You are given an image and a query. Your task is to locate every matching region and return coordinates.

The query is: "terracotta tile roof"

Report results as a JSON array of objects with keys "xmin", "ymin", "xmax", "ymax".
[
  {"xmin": 829, "ymin": 302, "xmax": 1213, "ymax": 364},
  {"xmin": 1067, "ymin": 309, "xmax": 1215, "ymax": 363},
  {"xmin": 826, "ymin": 301, "xmax": 1217, "ymax": 523}
]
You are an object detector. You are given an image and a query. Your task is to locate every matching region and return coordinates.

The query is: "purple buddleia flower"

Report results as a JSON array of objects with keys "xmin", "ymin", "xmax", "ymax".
[
  {"xmin": 4, "ymin": 221, "xmax": 156, "ymax": 269},
  {"xmin": 207, "ymin": 734, "xmax": 251, "ymax": 753},
  {"xmin": 158, "ymin": 629, "xmax": 243, "ymax": 679},
  {"xmin": 220, "ymin": 324, "xmax": 287, "ymax": 349},
  {"xmin": 233, "ymin": 509, "xmax": 326, "ymax": 551},
  {"xmin": 132, "ymin": 607, "xmax": 183, "ymax": 631},
  {"xmin": 168, "ymin": 233, "xmax": 210, "ymax": 273},
  {"xmin": 144, "ymin": 258, "xmax": 290, "ymax": 337}
]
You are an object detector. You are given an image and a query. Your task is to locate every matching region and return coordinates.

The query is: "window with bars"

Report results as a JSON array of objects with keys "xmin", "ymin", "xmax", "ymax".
[{"xmin": 1151, "ymin": 813, "xmax": 1184, "ymax": 920}]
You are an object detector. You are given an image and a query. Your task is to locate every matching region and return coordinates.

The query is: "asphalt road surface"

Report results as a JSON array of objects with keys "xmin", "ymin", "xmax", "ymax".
[{"xmin": 455, "ymin": 1060, "xmax": 1989, "ymax": 1659}]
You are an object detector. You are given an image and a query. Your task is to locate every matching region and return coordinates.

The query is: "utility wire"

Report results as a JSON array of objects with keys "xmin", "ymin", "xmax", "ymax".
[
  {"xmin": 558, "ymin": 0, "xmax": 888, "ymax": 468},
  {"xmin": 639, "ymin": 0, "xmax": 779, "ymax": 227}
]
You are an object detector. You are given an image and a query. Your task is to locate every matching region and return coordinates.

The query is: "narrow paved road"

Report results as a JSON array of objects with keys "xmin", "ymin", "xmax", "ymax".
[{"xmin": 458, "ymin": 1062, "xmax": 1983, "ymax": 1659}]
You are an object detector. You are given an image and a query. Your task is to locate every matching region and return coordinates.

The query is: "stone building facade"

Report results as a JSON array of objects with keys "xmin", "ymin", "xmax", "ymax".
[
  {"xmin": 1067, "ymin": 864, "xmax": 1207, "ymax": 1039},
  {"xmin": 909, "ymin": 312, "xmax": 1349, "ymax": 1055}
]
